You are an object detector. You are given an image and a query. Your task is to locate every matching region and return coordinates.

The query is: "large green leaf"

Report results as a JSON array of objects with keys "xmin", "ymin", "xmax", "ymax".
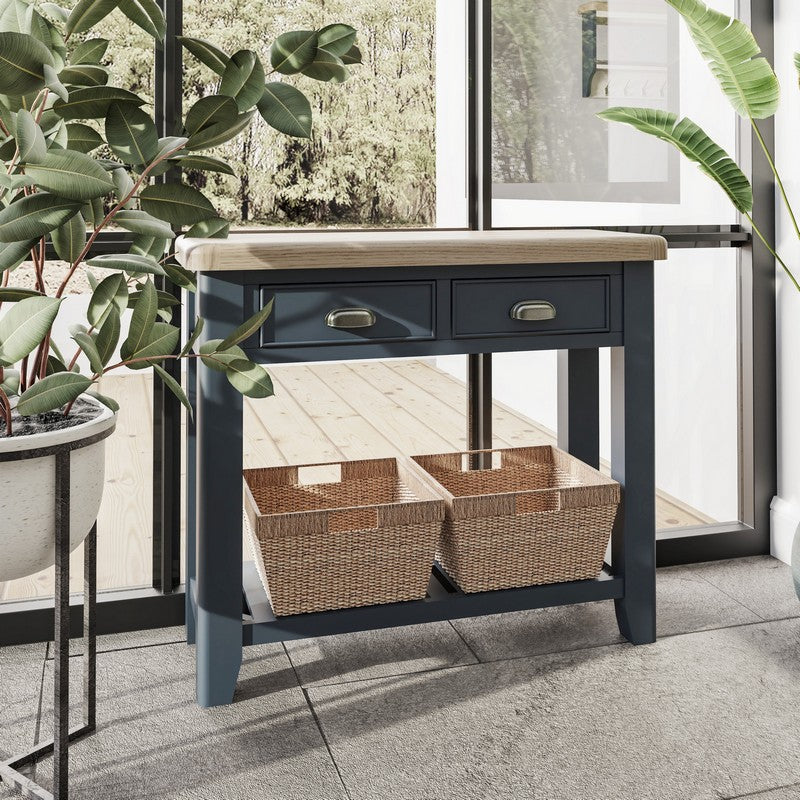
[
  {"xmin": 179, "ymin": 316, "xmax": 203, "ymax": 356},
  {"xmin": 125, "ymin": 321, "xmax": 179, "ymax": 367},
  {"xmin": 86, "ymin": 252, "xmax": 167, "ymax": 275},
  {"xmin": 118, "ymin": 0, "xmax": 165, "ymax": 39},
  {"xmin": 111, "ymin": 165, "xmax": 135, "ymax": 207},
  {"xmin": 129, "ymin": 234, "xmax": 168, "ymax": 260},
  {"xmin": 139, "ymin": 183, "xmax": 216, "ymax": 226},
  {"xmin": 65, "ymin": 0, "xmax": 121, "ymax": 37},
  {"xmin": 59, "ymin": 64, "xmax": 108, "ymax": 87},
  {"xmin": 171, "ymin": 154, "xmax": 234, "ymax": 176},
  {"xmin": 340, "ymin": 44, "xmax": 362, "ymax": 66},
  {"xmin": 0, "ymin": 287, "xmax": 43, "ymax": 301},
  {"xmin": 24, "ymin": 150, "xmax": 114, "ymax": 200},
  {"xmin": 104, "ymin": 102, "xmax": 158, "ymax": 165},
  {"xmin": 113, "ymin": 209, "xmax": 175, "ymax": 239},
  {"xmin": 270, "ymin": 30, "xmax": 317, "ymax": 75},
  {"xmin": 225, "ymin": 359, "xmax": 273, "ymax": 398},
  {"xmin": 152, "ymin": 362, "xmax": 192, "ymax": 418},
  {"xmin": 0, "ymin": 239, "xmax": 35, "ymax": 271},
  {"xmin": 183, "ymin": 94, "xmax": 238, "ymax": 135},
  {"xmin": 598, "ymin": 107, "xmax": 752, "ymax": 213},
  {"xmin": 0, "ymin": 296, "xmax": 61, "ymax": 365},
  {"xmin": 17, "ymin": 372, "xmax": 92, "ymax": 415},
  {"xmin": 185, "ymin": 217, "xmax": 230, "ymax": 238},
  {"xmin": 72, "ymin": 330, "xmax": 103, "ymax": 373},
  {"xmin": 94, "ymin": 306, "xmax": 120, "ymax": 365},
  {"xmin": 258, "ymin": 83, "xmax": 312, "ymax": 138},
  {"xmin": 184, "ymin": 109, "xmax": 255, "ymax": 151},
  {"xmin": 301, "ymin": 48, "xmax": 349, "ymax": 84},
  {"xmin": 176, "ymin": 36, "xmax": 229, "ymax": 76},
  {"xmin": 86, "ymin": 388, "xmax": 118, "ymax": 411},
  {"xmin": 666, "ymin": 0, "xmax": 779, "ymax": 119},
  {"xmin": 43, "ymin": 63, "xmax": 68, "ymax": 101},
  {"xmin": 53, "ymin": 86, "xmax": 144, "ymax": 120},
  {"xmin": 120, "ymin": 277, "xmax": 156, "ymax": 359},
  {"xmin": 198, "ymin": 338, "xmax": 246, "ymax": 371},
  {"xmin": 71, "ymin": 38, "xmax": 108, "ymax": 65},
  {"xmin": 217, "ymin": 297, "xmax": 273, "ymax": 350},
  {"xmin": 0, "ymin": 193, "xmax": 81, "ymax": 242},
  {"xmin": 0, "ymin": 32, "xmax": 53, "ymax": 95},
  {"xmin": 51, "ymin": 211, "xmax": 85, "ymax": 263},
  {"xmin": 219, "ymin": 50, "xmax": 264, "ymax": 111},
  {"xmin": 162, "ymin": 261, "xmax": 196, "ymax": 290},
  {"xmin": 87, "ymin": 272, "xmax": 127, "ymax": 326},
  {"xmin": 15, "ymin": 108, "xmax": 46, "ymax": 163},
  {"xmin": 66, "ymin": 122, "xmax": 104, "ymax": 153},
  {"xmin": 317, "ymin": 24, "xmax": 357, "ymax": 57}
]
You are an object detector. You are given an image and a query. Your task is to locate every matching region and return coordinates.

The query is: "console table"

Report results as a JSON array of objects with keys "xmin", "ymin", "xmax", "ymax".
[{"xmin": 176, "ymin": 229, "xmax": 667, "ymax": 708}]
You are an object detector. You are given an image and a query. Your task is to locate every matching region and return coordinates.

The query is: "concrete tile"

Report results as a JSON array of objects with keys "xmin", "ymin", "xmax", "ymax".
[
  {"xmin": 284, "ymin": 621, "xmax": 478, "ymax": 687},
  {"xmin": 33, "ymin": 642, "xmax": 348, "ymax": 800},
  {"xmin": 729, "ymin": 786, "xmax": 800, "ymax": 800},
  {"xmin": 0, "ymin": 643, "xmax": 46, "ymax": 799},
  {"xmin": 309, "ymin": 618, "xmax": 800, "ymax": 800},
  {"xmin": 450, "ymin": 565, "xmax": 761, "ymax": 662},
  {"xmin": 62, "ymin": 625, "xmax": 186, "ymax": 658},
  {"xmin": 687, "ymin": 556, "xmax": 800, "ymax": 622}
]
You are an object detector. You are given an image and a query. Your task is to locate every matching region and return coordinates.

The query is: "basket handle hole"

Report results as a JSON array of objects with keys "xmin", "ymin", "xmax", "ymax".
[{"xmin": 297, "ymin": 464, "xmax": 342, "ymax": 485}]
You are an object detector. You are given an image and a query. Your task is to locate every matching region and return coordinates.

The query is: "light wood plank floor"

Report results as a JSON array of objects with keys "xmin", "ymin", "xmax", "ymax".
[{"xmin": 0, "ymin": 360, "xmax": 711, "ymax": 602}]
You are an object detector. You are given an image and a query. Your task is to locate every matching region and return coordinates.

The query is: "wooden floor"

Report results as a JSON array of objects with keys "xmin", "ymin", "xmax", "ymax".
[{"xmin": 0, "ymin": 359, "xmax": 711, "ymax": 602}]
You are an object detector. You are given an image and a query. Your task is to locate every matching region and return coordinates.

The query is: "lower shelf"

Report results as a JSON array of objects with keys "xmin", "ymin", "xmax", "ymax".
[{"xmin": 240, "ymin": 561, "xmax": 624, "ymax": 646}]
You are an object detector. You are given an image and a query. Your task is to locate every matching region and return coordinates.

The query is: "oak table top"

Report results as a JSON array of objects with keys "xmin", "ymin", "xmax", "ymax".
[{"xmin": 175, "ymin": 229, "xmax": 668, "ymax": 272}]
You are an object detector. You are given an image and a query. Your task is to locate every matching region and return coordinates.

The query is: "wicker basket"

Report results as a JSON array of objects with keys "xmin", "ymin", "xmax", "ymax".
[
  {"xmin": 243, "ymin": 457, "xmax": 445, "ymax": 616},
  {"xmin": 411, "ymin": 446, "xmax": 620, "ymax": 593}
]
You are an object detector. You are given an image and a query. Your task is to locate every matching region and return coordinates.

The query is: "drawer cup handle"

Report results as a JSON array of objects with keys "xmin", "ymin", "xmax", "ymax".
[
  {"xmin": 509, "ymin": 300, "xmax": 556, "ymax": 322},
  {"xmin": 325, "ymin": 307, "xmax": 377, "ymax": 329}
]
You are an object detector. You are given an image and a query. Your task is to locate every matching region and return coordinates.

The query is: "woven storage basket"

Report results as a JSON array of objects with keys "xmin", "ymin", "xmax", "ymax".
[
  {"xmin": 243, "ymin": 457, "xmax": 445, "ymax": 616},
  {"xmin": 411, "ymin": 446, "xmax": 620, "ymax": 593}
]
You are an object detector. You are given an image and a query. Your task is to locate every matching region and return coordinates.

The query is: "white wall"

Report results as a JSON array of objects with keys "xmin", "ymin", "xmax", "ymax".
[{"xmin": 771, "ymin": 0, "xmax": 800, "ymax": 563}]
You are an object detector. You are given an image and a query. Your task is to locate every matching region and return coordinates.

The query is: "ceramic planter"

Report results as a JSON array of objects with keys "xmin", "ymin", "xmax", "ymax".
[{"xmin": 0, "ymin": 396, "xmax": 116, "ymax": 582}]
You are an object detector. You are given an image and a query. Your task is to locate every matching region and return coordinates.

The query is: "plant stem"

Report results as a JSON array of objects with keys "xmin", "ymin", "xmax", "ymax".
[
  {"xmin": 745, "ymin": 212, "xmax": 800, "ymax": 292},
  {"xmin": 0, "ymin": 386, "xmax": 11, "ymax": 437}
]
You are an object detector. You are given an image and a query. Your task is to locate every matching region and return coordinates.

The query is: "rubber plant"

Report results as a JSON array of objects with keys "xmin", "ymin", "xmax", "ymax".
[{"xmin": 0, "ymin": 0, "xmax": 360, "ymax": 435}]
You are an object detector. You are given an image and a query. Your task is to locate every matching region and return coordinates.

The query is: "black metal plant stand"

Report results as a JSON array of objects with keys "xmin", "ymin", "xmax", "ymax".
[{"xmin": 0, "ymin": 425, "xmax": 114, "ymax": 800}]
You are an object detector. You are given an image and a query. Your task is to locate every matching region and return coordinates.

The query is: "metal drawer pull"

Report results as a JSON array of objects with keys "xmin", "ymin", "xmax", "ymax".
[
  {"xmin": 509, "ymin": 300, "xmax": 557, "ymax": 321},
  {"xmin": 325, "ymin": 307, "xmax": 377, "ymax": 329}
]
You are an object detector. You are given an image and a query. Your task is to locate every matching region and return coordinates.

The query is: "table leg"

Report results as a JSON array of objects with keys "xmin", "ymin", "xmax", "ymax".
[
  {"xmin": 611, "ymin": 263, "xmax": 656, "ymax": 644},
  {"xmin": 185, "ymin": 289, "xmax": 197, "ymax": 646},
  {"xmin": 557, "ymin": 348, "xmax": 600, "ymax": 468},
  {"xmin": 196, "ymin": 274, "xmax": 244, "ymax": 707},
  {"xmin": 468, "ymin": 353, "xmax": 492, "ymax": 469}
]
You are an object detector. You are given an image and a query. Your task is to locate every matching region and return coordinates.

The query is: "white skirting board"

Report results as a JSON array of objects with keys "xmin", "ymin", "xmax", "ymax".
[{"xmin": 770, "ymin": 495, "xmax": 800, "ymax": 565}]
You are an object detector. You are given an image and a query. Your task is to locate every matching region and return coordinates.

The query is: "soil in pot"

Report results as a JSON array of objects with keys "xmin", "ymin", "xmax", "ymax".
[{"xmin": 5, "ymin": 397, "xmax": 101, "ymax": 438}]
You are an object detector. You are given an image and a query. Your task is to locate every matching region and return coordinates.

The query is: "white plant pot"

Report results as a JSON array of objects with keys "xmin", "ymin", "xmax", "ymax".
[{"xmin": 0, "ymin": 396, "xmax": 116, "ymax": 582}]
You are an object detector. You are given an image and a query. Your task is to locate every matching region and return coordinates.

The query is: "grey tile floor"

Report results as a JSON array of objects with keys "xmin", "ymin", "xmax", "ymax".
[{"xmin": 2, "ymin": 556, "xmax": 799, "ymax": 800}]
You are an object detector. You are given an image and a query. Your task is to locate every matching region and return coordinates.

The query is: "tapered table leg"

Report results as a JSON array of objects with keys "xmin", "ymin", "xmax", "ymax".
[{"xmin": 557, "ymin": 348, "xmax": 600, "ymax": 468}]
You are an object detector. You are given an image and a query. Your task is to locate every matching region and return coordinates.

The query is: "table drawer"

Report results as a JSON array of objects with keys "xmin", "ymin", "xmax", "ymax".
[
  {"xmin": 452, "ymin": 276, "xmax": 612, "ymax": 338},
  {"xmin": 259, "ymin": 281, "xmax": 435, "ymax": 347}
]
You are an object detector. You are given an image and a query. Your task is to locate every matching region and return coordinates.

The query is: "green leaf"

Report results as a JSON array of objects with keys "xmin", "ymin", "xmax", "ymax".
[
  {"xmin": 597, "ymin": 107, "xmax": 752, "ymax": 213},
  {"xmin": 87, "ymin": 388, "xmax": 118, "ymax": 411},
  {"xmin": 87, "ymin": 272, "xmax": 126, "ymax": 326},
  {"xmin": 53, "ymin": 86, "xmax": 144, "ymax": 120},
  {"xmin": 665, "ymin": 0, "xmax": 779, "ymax": 119},
  {"xmin": 1, "ymin": 368, "xmax": 20, "ymax": 396},
  {"xmin": 0, "ymin": 32, "xmax": 53, "ymax": 95},
  {"xmin": 51, "ymin": 211, "xmax": 85, "ymax": 263},
  {"xmin": 71, "ymin": 38, "xmax": 108, "ymax": 65},
  {"xmin": 152, "ymin": 135, "xmax": 188, "ymax": 160},
  {"xmin": 45, "ymin": 354, "xmax": 66, "ymax": 374},
  {"xmin": 16, "ymin": 108, "xmax": 46, "ymax": 162},
  {"xmin": 111, "ymin": 164, "xmax": 135, "ymax": 207},
  {"xmin": 0, "ymin": 239, "xmax": 34, "ymax": 271},
  {"xmin": 72, "ymin": 330, "xmax": 103, "ymax": 373},
  {"xmin": 258, "ymin": 83, "xmax": 312, "ymax": 138},
  {"xmin": 43, "ymin": 63, "xmax": 68, "ymax": 101},
  {"xmin": 0, "ymin": 173, "xmax": 36, "ymax": 191},
  {"xmin": 94, "ymin": 305, "xmax": 120, "ymax": 364},
  {"xmin": 340, "ymin": 44, "xmax": 362, "ymax": 66},
  {"xmin": 163, "ymin": 261, "xmax": 196, "ymax": 291},
  {"xmin": 171, "ymin": 154, "xmax": 234, "ymax": 176},
  {"xmin": 0, "ymin": 287, "xmax": 43, "ymax": 301},
  {"xmin": 0, "ymin": 296, "xmax": 61, "ymax": 365},
  {"xmin": 185, "ymin": 109, "xmax": 255, "ymax": 151},
  {"xmin": 270, "ymin": 30, "xmax": 318, "ymax": 75},
  {"xmin": 126, "ymin": 321, "xmax": 179, "ymax": 367},
  {"xmin": 183, "ymin": 94, "xmax": 238, "ymax": 135},
  {"xmin": 219, "ymin": 50, "xmax": 265, "ymax": 112},
  {"xmin": 301, "ymin": 48, "xmax": 349, "ymax": 84},
  {"xmin": 217, "ymin": 297, "xmax": 273, "ymax": 350},
  {"xmin": 118, "ymin": 0, "xmax": 165, "ymax": 40},
  {"xmin": 225, "ymin": 359, "xmax": 273, "ymax": 398},
  {"xmin": 139, "ymin": 183, "xmax": 216, "ymax": 226},
  {"xmin": 47, "ymin": 118, "xmax": 69, "ymax": 147},
  {"xmin": 86, "ymin": 252, "xmax": 167, "ymax": 275},
  {"xmin": 114, "ymin": 209, "xmax": 175, "ymax": 239},
  {"xmin": 176, "ymin": 36, "xmax": 229, "ymax": 76},
  {"xmin": 59, "ymin": 64, "xmax": 108, "ymax": 87},
  {"xmin": 127, "ymin": 288, "xmax": 177, "ymax": 310},
  {"xmin": 81, "ymin": 195, "xmax": 104, "ymax": 227},
  {"xmin": 17, "ymin": 371, "xmax": 92, "ymax": 414},
  {"xmin": 179, "ymin": 316, "xmax": 203, "ymax": 356},
  {"xmin": 130, "ymin": 234, "xmax": 168, "ymax": 260},
  {"xmin": 65, "ymin": 0, "xmax": 121, "ymax": 37},
  {"xmin": 40, "ymin": 3, "xmax": 69, "ymax": 23},
  {"xmin": 317, "ymin": 24, "xmax": 357, "ymax": 57},
  {"xmin": 104, "ymin": 102, "xmax": 158, "ymax": 165},
  {"xmin": 0, "ymin": 193, "xmax": 81, "ymax": 243},
  {"xmin": 198, "ymin": 338, "xmax": 246, "ymax": 371},
  {"xmin": 24, "ymin": 150, "xmax": 114, "ymax": 200},
  {"xmin": 185, "ymin": 217, "xmax": 230, "ymax": 238},
  {"xmin": 153, "ymin": 362, "xmax": 192, "ymax": 418},
  {"xmin": 65, "ymin": 122, "xmax": 103, "ymax": 153},
  {"xmin": 120, "ymin": 277, "xmax": 156, "ymax": 359}
]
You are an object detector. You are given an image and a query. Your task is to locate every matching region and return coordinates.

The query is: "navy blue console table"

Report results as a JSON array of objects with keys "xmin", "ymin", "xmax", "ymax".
[{"xmin": 176, "ymin": 229, "xmax": 667, "ymax": 708}]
